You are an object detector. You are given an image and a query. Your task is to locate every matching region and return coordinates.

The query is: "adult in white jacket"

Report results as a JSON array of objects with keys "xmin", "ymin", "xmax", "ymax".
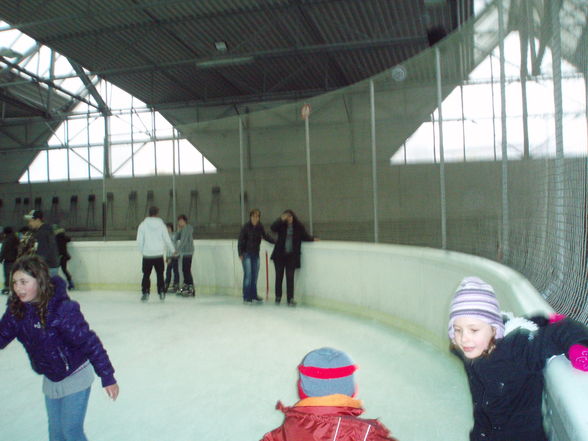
[{"xmin": 137, "ymin": 206, "xmax": 175, "ymax": 301}]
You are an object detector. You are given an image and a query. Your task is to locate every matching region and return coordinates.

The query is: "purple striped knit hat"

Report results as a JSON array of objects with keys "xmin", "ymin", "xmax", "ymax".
[{"xmin": 448, "ymin": 277, "xmax": 505, "ymax": 340}]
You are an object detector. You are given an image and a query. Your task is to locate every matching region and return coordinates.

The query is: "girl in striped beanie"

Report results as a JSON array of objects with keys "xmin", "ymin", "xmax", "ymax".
[{"xmin": 448, "ymin": 276, "xmax": 588, "ymax": 441}]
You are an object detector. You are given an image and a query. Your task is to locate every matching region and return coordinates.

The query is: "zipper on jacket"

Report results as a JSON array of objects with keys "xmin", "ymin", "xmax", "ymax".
[{"xmin": 57, "ymin": 347, "xmax": 70, "ymax": 372}]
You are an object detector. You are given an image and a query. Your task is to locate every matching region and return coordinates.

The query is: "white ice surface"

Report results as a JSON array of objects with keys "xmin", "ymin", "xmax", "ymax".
[{"xmin": 0, "ymin": 291, "xmax": 472, "ymax": 441}]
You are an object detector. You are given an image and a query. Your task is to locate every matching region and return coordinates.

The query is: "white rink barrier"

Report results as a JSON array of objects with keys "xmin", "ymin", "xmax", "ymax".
[{"xmin": 68, "ymin": 239, "xmax": 588, "ymax": 441}]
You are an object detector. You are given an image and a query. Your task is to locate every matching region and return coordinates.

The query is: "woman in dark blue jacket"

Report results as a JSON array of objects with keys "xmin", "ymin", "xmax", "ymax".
[
  {"xmin": 0, "ymin": 255, "xmax": 119, "ymax": 441},
  {"xmin": 270, "ymin": 209, "xmax": 317, "ymax": 306},
  {"xmin": 238, "ymin": 208, "xmax": 275, "ymax": 303}
]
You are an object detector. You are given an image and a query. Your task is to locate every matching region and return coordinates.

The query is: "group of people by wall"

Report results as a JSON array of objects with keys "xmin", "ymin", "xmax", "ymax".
[
  {"xmin": 238, "ymin": 208, "xmax": 318, "ymax": 306},
  {"xmin": 0, "ymin": 209, "xmax": 74, "ymax": 295},
  {"xmin": 135, "ymin": 205, "xmax": 318, "ymax": 306},
  {"xmin": 136, "ymin": 206, "xmax": 195, "ymax": 301}
]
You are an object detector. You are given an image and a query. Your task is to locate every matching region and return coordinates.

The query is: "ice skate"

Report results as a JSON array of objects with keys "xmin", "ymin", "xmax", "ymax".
[
  {"xmin": 178, "ymin": 284, "xmax": 195, "ymax": 297},
  {"xmin": 67, "ymin": 281, "xmax": 75, "ymax": 290},
  {"xmin": 141, "ymin": 292, "xmax": 149, "ymax": 302},
  {"xmin": 158, "ymin": 291, "xmax": 166, "ymax": 301}
]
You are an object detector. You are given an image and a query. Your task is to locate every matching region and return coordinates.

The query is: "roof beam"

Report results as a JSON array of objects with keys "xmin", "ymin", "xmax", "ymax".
[
  {"xmin": 8, "ymin": 36, "xmax": 425, "ymax": 82},
  {"xmin": 68, "ymin": 59, "xmax": 111, "ymax": 116},
  {"xmin": 0, "ymin": 56, "xmax": 99, "ymax": 109}
]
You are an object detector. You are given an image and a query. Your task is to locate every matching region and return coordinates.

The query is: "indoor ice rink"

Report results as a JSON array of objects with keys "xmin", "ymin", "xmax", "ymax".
[{"xmin": 1, "ymin": 0, "xmax": 588, "ymax": 440}]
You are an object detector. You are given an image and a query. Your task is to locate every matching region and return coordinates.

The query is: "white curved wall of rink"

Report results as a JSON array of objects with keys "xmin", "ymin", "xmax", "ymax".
[{"xmin": 68, "ymin": 239, "xmax": 587, "ymax": 441}]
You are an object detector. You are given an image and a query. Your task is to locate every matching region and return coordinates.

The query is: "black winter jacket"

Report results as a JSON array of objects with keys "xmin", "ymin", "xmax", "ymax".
[
  {"xmin": 454, "ymin": 317, "xmax": 588, "ymax": 441},
  {"xmin": 270, "ymin": 218, "xmax": 314, "ymax": 268},
  {"xmin": 34, "ymin": 223, "xmax": 59, "ymax": 268},
  {"xmin": 0, "ymin": 233, "xmax": 19, "ymax": 263},
  {"xmin": 238, "ymin": 222, "xmax": 274, "ymax": 257}
]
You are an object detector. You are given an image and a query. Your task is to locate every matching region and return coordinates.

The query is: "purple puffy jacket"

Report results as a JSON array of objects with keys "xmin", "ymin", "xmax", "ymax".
[{"xmin": 0, "ymin": 276, "xmax": 116, "ymax": 387}]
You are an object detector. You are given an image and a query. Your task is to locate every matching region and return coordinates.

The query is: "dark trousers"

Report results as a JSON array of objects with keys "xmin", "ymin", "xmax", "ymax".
[
  {"xmin": 181, "ymin": 255, "xmax": 193, "ymax": 285},
  {"xmin": 3, "ymin": 261, "xmax": 13, "ymax": 289},
  {"xmin": 59, "ymin": 255, "xmax": 72, "ymax": 283},
  {"xmin": 274, "ymin": 254, "xmax": 296, "ymax": 302},
  {"xmin": 142, "ymin": 256, "xmax": 165, "ymax": 294},
  {"xmin": 165, "ymin": 257, "xmax": 179, "ymax": 286}
]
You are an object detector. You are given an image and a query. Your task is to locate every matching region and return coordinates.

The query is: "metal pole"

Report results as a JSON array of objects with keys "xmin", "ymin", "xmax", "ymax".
[
  {"xmin": 239, "ymin": 117, "xmax": 245, "ymax": 225},
  {"xmin": 551, "ymin": 0, "xmax": 565, "ymax": 289},
  {"xmin": 305, "ymin": 113, "xmax": 313, "ymax": 235},
  {"xmin": 498, "ymin": 0, "xmax": 509, "ymax": 261},
  {"xmin": 102, "ymin": 114, "xmax": 110, "ymax": 239},
  {"xmin": 370, "ymin": 80, "xmax": 379, "ymax": 243},
  {"xmin": 172, "ymin": 128, "xmax": 177, "ymax": 224},
  {"xmin": 435, "ymin": 48, "xmax": 447, "ymax": 250}
]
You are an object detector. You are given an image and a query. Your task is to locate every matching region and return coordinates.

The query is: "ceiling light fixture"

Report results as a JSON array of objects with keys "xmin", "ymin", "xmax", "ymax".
[{"xmin": 214, "ymin": 41, "xmax": 228, "ymax": 52}]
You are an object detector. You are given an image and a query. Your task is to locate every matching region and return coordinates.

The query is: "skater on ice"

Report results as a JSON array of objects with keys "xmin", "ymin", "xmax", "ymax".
[{"xmin": 0, "ymin": 255, "xmax": 119, "ymax": 441}]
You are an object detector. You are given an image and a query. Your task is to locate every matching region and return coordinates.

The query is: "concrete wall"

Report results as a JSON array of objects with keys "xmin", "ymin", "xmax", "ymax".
[
  {"xmin": 0, "ymin": 159, "xmax": 545, "ymax": 246},
  {"xmin": 66, "ymin": 239, "xmax": 588, "ymax": 441}
]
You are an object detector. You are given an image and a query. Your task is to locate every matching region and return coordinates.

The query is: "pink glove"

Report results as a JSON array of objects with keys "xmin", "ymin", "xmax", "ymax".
[
  {"xmin": 568, "ymin": 344, "xmax": 588, "ymax": 372},
  {"xmin": 549, "ymin": 313, "xmax": 566, "ymax": 324}
]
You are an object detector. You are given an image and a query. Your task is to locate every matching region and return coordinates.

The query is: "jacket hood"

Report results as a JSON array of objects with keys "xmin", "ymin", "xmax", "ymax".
[
  {"xmin": 141, "ymin": 216, "xmax": 164, "ymax": 231},
  {"xmin": 48, "ymin": 276, "xmax": 70, "ymax": 310},
  {"xmin": 502, "ymin": 311, "xmax": 539, "ymax": 337}
]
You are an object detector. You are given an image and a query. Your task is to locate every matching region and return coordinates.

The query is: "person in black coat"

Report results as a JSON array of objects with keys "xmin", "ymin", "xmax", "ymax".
[
  {"xmin": 54, "ymin": 225, "xmax": 74, "ymax": 290},
  {"xmin": 270, "ymin": 209, "xmax": 317, "ymax": 306},
  {"xmin": 448, "ymin": 277, "xmax": 588, "ymax": 441},
  {"xmin": 0, "ymin": 226, "xmax": 19, "ymax": 294},
  {"xmin": 238, "ymin": 209, "xmax": 275, "ymax": 303}
]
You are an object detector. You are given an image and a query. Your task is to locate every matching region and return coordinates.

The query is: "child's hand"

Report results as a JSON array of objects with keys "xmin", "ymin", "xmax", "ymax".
[
  {"xmin": 568, "ymin": 344, "xmax": 588, "ymax": 372},
  {"xmin": 104, "ymin": 383, "xmax": 120, "ymax": 401}
]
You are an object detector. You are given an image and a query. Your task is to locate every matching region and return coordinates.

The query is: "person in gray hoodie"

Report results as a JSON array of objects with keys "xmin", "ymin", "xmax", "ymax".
[
  {"xmin": 176, "ymin": 214, "xmax": 195, "ymax": 296},
  {"xmin": 136, "ymin": 206, "xmax": 175, "ymax": 301}
]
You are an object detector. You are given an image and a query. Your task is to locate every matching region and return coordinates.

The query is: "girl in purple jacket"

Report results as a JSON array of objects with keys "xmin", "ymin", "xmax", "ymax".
[{"xmin": 0, "ymin": 255, "xmax": 119, "ymax": 441}]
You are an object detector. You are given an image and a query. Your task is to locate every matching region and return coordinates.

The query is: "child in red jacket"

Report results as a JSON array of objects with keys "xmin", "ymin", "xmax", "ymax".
[{"xmin": 261, "ymin": 347, "xmax": 398, "ymax": 441}]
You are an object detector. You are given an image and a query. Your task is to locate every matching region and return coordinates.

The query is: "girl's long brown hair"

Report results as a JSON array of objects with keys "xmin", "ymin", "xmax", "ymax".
[{"xmin": 9, "ymin": 255, "xmax": 54, "ymax": 327}]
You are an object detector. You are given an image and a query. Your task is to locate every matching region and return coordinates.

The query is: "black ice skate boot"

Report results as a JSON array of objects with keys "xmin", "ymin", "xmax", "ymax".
[{"xmin": 141, "ymin": 292, "xmax": 149, "ymax": 302}]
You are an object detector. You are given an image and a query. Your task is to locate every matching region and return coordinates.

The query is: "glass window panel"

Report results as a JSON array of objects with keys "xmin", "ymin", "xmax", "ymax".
[
  {"xmin": 13, "ymin": 35, "xmax": 37, "ymax": 64},
  {"xmin": 67, "ymin": 118, "xmax": 90, "ymax": 145},
  {"xmin": 563, "ymin": 115, "xmax": 587, "ymax": 157},
  {"xmin": 28, "ymin": 151, "xmax": 48, "ymax": 182},
  {"xmin": 59, "ymin": 76, "xmax": 85, "ymax": 95},
  {"xmin": 110, "ymin": 113, "xmax": 133, "ymax": 143},
  {"xmin": 203, "ymin": 156, "xmax": 216, "ymax": 173},
  {"xmin": 155, "ymin": 140, "xmax": 175, "ymax": 175},
  {"xmin": 48, "ymin": 149, "xmax": 68, "ymax": 181},
  {"xmin": 133, "ymin": 142, "xmax": 156, "ymax": 176},
  {"xmin": 48, "ymin": 123, "xmax": 67, "ymax": 147},
  {"xmin": 154, "ymin": 113, "xmax": 173, "ymax": 139},
  {"xmin": 178, "ymin": 140, "xmax": 202, "ymax": 174},
  {"xmin": 18, "ymin": 169, "xmax": 30, "ymax": 184},
  {"xmin": 89, "ymin": 146, "xmax": 104, "ymax": 179},
  {"xmin": 107, "ymin": 84, "xmax": 133, "ymax": 110},
  {"xmin": 111, "ymin": 144, "xmax": 134, "ymax": 177},
  {"xmin": 133, "ymin": 111, "xmax": 153, "ymax": 142},
  {"xmin": 402, "ymin": 122, "xmax": 437, "ymax": 164},
  {"xmin": 87, "ymin": 117, "xmax": 104, "ymax": 144},
  {"xmin": 69, "ymin": 148, "xmax": 90, "ymax": 180},
  {"xmin": 464, "ymin": 119, "xmax": 498, "ymax": 161}
]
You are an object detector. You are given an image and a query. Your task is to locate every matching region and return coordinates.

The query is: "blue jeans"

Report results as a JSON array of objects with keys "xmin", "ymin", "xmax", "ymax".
[
  {"xmin": 242, "ymin": 253, "xmax": 260, "ymax": 301},
  {"xmin": 45, "ymin": 387, "xmax": 91, "ymax": 441}
]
